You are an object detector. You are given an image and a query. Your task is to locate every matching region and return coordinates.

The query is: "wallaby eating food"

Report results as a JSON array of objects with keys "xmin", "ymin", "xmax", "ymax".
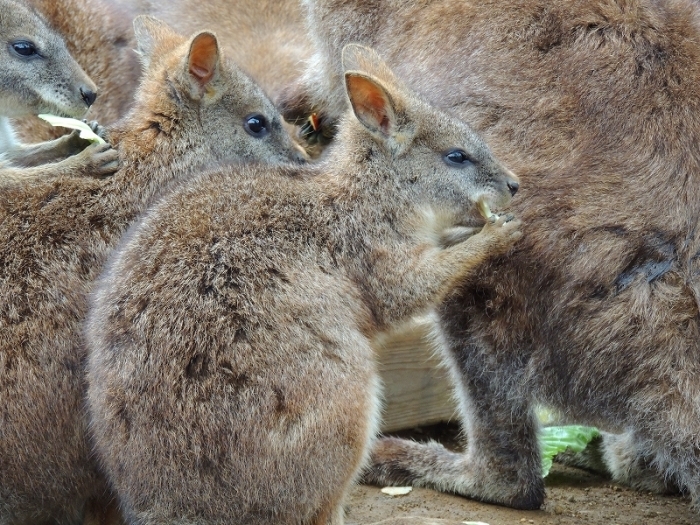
[
  {"xmin": 0, "ymin": 0, "xmax": 117, "ymax": 182},
  {"xmin": 85, "ymin": 44, "xmax": 521, "ymax": 525},
  {"xmin": 281, "ymin": 0, "xmax": 700, "ymax": 511}
]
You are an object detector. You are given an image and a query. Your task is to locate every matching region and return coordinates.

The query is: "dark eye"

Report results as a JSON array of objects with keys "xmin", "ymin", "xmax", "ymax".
[
  {"xmin": 11, "ymin": 41, "xmax": 38, "ymax": 58},
  {"xmin": 244, "ymin": 114, "xmax": 269, "ymax": 138},
  {"xmin": 444, "ymin": 149, "xmax": 475, "ymax": 167}
]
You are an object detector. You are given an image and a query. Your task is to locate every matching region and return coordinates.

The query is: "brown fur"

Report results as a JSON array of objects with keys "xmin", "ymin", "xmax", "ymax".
[
  {"xmin": 85, "ymin": 44, "xmax": 520, "ymax": 525},
  {"xmin": 281, "ymin": 0, "xmax": 700, "ymax": 512},
  {"xmin": 0, "ymin": 16, "xmax": 303, "ymax": 525}
]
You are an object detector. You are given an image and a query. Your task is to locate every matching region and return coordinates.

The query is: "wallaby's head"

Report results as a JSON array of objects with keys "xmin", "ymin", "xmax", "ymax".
[
  {"xmin": 340, "ymin": 44, "xmax": 519, "ymax": 226},
  {"xmin": 0, "ymin": 0, "xmax": 97, "ymax": 118},
  {"xmin": 123, "ymin": 16, "xmax": 306, "ymax": 166}
]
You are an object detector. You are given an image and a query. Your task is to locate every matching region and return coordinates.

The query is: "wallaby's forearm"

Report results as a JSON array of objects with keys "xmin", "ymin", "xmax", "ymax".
[
  {"xmin": 0, "ymin": 142, "xmax": 119, "ymax": 183},
  {"xmin": 1, "ymin": 134, "xmax": 88, "ymax": 168},
  {"xmin": 364, "ymin": 219, "xmax": 520, "ymax": 329}
]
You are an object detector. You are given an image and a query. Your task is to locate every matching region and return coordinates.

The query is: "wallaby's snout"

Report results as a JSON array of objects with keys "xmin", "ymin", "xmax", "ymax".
[
  {"xmin": 507, "ymin": 180, "xmax": 519, "ymax": 196},
  {"xmin": 80, "ymin": 86, "xmax": 97, "ymax": 107},
  {"xmin": 504, "ymin": 167, "xmax": 520, "ymax": 197}
]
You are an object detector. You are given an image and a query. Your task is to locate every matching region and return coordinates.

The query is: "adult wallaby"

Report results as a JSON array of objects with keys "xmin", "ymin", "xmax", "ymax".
[
  {"xmin": 280, "ymin": 0, "xmax": 700, "ymax": 512},
  {"xmin": 85, "ymin": 44, "xmax": 521, "ymax": 525},
  {"xmin": 0, "ymin": 15, "xmax": 303, "ymax": 525},
  {"xmin": 0, "ymin": 0, "xmax": 117, "ymax": 182}
]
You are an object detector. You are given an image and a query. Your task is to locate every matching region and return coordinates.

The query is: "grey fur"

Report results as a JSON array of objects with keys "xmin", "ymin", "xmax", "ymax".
[{"xmin": 0, "ymin": 0, "xmax": 117, "ymax": 182}]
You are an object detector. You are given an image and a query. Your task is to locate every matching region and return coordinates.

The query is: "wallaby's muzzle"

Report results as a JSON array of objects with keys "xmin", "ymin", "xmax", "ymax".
[{"xmin": 80, "ymin": 87, "xmax": 97, "ymax": 107}]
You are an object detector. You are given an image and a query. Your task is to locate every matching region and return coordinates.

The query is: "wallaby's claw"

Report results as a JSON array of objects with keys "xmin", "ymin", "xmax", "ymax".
[
  {"xmin": 60, "ymin": 129, "xmax": 93, "ymax": 156},
  {"xmin": 84, "ymin": 120, "xmax": 110, "ymax": 141},
  {"xmin": 478, "ymin": 215, "xmax": 523, "ymax": 252},
  {"xmin": 493, "ymin": 214, "xmax": 509, "ymax": 227}
]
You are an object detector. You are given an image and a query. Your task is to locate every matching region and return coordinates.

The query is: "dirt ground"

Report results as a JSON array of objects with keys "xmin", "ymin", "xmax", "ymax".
[{"xmin": 346, "ymin": 423, "xmax": 697, "ymax": 525}]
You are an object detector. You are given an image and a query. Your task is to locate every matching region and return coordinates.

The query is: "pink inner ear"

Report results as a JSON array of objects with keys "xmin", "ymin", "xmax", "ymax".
[
  {"xmin": 189, "ymin": 33, "xmax": 218, "ymax": 86},
  {"xmin": 347, "ymin": 75, "xmax": 392, "ymax": 134}
]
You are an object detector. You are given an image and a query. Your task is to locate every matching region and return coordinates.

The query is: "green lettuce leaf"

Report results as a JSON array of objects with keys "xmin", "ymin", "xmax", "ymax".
[{"xmin": 540, "ymin": 425, "xmax": 600, "ymax": 477}]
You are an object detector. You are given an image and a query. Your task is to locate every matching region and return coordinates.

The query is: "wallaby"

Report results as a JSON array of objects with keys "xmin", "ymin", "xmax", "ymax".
[
  {"xmin": 0, "ymin": 15, "xmax": 303, "ymax": 525},
  {"xmin": 281, "ymin": 0, "xmax": 700, "ymax": 512},
  {"xmin": 0, "ymin": 0, "xmax": 119, "ymax": 182},
  {"xmin": 85, "ymin": 44, "xmax": 520, "ymax": 525},
  {"xmin": 10, "ymin": 0, "xmax": 142, "ymax": 144},
  {"xmin": 117, "ymin": 0, "xmax": 318, "ymax": 154}
]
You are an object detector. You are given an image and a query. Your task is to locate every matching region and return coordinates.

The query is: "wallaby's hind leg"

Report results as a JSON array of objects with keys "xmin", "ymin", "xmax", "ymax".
[
  {"xmin": 364, "ymin": 339, "xmax": 544, "ymax": 510},
  {"xmin": 598, "ymin": 431, "xmax": 681, "ymax": 495}
]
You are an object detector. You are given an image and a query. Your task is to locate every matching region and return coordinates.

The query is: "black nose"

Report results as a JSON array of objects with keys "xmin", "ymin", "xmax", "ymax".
[
  {"xmin": 507, "ymin": 180, "xmax": 519, "ymax": 196},
  {"xmin": 80, "ymin": 87, "xmax": 97, "ymax": 107}
]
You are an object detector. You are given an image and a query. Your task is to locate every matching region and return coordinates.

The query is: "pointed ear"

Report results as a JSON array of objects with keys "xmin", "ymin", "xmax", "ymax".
[
  {"xmin": 186, "ymin": 32, "xmax": 220, "ymax": 93},
  {"xmin": 133, "ymin": 16, "xmax": 179, "ymax": 69},
  {"xmin": 345, "ymin": 72, "xmax": 396, "ymax": 135}
]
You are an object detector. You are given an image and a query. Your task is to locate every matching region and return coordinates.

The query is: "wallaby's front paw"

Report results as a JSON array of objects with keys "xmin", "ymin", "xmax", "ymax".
[
  {"xmin": 75, "ymin": 143, "xmax": 119, "ymax": 177},
  {"xmin": 477, "ymin": 213, "xmax": 523, "ymax": 255},
  {"xmin": 439, "ymin": 226, "xmax": 481, "ymax": 248},
  {"xmin": 59, "ymin": 130, "xmax": 93, "ymax": 156}
]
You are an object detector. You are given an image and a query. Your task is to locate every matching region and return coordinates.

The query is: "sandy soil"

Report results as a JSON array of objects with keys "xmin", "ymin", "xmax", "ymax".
[{"xmin": 346, "ymin": 424, "xmax": 696, "ymax": 525}]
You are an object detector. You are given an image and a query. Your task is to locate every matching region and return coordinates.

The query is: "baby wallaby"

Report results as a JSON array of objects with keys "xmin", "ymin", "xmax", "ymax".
[
  {"xmin": 0, "ymin": 15, "xmax": 302, "ymax": 525},
  {"xmin": 85, "ymin": 44, "xmax": 521, "ymax": 525},
  {"xmin": 0, "ymin": 0, "xmax": 117, "ymax": 182}
]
